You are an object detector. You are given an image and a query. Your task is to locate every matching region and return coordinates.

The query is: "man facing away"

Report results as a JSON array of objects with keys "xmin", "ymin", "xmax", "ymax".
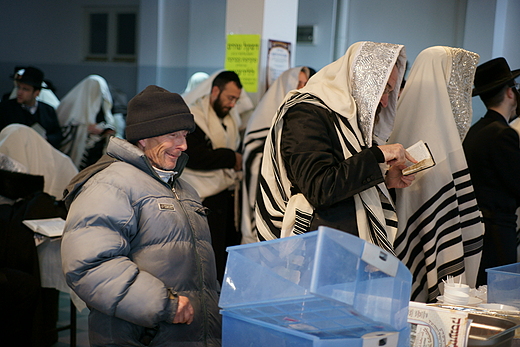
[
  {"xmin": 463, "ymin": 57, "xmax": 520, "ymax": 286},
  {"xmin": 61, "ymin": 85, "xmax": 221, "ymax": 346},
  {"xmin": 241, "ymin": 66, "xmax": 315, "ymax": 244},
  {"xmin": 256, "ymin": 41, "xmax": 416, "ymax": 254},
  {"xmin": 182, "ymin": 71, "xmax": 243, "ymax": 283},
  {"xmin": 0, "ymin": 66, "xmax": 63, "ymax": 149}
]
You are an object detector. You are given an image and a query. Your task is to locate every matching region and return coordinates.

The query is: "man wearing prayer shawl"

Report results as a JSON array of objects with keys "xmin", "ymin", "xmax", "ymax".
[
  {"xmin": 255, "ymin": 41, "xmax": 415, "ymax": 255},
  {"xmin": 57, "ymin": 75, "xmax": 116, "ymax": 169},
  {"xmin": 241, "ymin": 66, "xmax": 314, "ymax": 244},
  {"xmin": 0, "ymin": 123, "xmax": 78, "ymax": 199},
  {"xmin": 182, "ymin": 70, "xmax": 254, "ymax": 131},
  {"xmin": 388, "ymin": 46, "xmax": 484, "ymax": 302}
]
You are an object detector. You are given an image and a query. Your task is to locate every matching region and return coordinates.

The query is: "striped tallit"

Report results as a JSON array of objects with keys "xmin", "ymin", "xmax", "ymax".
[
  {"xmin": 255, "ymin": 41, "xmax": 406, "ymax": 253},
  {"xmin": 389, "ymin": 46, "xmax": 484, "ymax": 302},
  {"xmin": 256, "ymin": 92, "xmax": 397, "ymax": 254},
  {"xmin": 241, "ymin": 67, "xmax": 305, "ymax": 244}
]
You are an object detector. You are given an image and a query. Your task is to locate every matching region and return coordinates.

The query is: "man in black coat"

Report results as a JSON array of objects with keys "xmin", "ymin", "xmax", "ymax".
[
  {"xmin": 463, "ymin": 57, "xmax": 520, "ymax": 286},
  {"xmin": 0, "ymin": 67, "xmax": 63, "ymax": 149}
]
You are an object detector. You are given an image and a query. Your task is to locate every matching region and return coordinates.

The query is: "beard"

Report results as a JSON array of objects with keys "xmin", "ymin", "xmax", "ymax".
[
  {"xmin": 509, "ymin": 88, "xmax": 520, "ymax": 122},
  {"xmin": 374, "ymin": 103, "xmax": 383, "ymax": 125},
  {"xmin": 513, "ymin": 88, "xmax": 520, "ymax": 118},
  {"xmin": 213, "ymin": 93, "xmax": 230, "ymax": 119}
]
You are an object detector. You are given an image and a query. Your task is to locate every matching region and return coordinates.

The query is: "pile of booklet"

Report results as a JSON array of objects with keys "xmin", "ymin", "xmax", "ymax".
[
  {"xmin": 408, "ymin": 302, "xmax": 471, "ymax": 347},
  {"xmin": 23, "ymin": 217, "xmax": 66, "ymax": 238}
]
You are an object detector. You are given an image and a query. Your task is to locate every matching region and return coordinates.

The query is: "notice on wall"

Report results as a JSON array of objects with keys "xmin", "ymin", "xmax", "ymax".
[
  {"xmin": 225, "ymin": 34, "xmax": 261, "ymax": 93},
  {"xmin": 267, "ymin": 40, "xmax": 291, "ymax": 90}
]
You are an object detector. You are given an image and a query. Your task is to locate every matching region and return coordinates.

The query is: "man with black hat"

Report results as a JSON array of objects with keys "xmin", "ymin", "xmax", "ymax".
[
  {"xmin": 0, "ymin": 66, "xmax": 63, "ymax": 148},
  {"xmin": 463, "ymin": 57, "xmax": 520, "ymax": 286},
  {"xmin": 61, "ymin": 85, "xmax": 221, "ymax": 346}
]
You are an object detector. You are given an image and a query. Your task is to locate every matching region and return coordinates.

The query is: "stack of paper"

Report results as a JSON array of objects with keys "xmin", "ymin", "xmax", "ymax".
[
  {"xmin": 408, "ymin": 301, "xmax": 471, "ymax": 347},
  {"xmin": 23, "ymin": 217, "xmax": 66, "ymax": 238}
]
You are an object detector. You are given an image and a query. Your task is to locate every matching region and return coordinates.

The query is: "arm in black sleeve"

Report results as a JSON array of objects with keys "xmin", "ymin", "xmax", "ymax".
[
  {"xmin": 280, "ymin": 103, "xmax": 384, "ymax": 208},
  {"xmin": 184, "ymin": 126, "xmax": 237, "ymax": 170},
  {"xmin": 38, "ymin": 104, "xmax": 63, "ymax": 149},
  {"xmin": 493, "ymin": 127, "xmax": 520, "ymax": 198}
]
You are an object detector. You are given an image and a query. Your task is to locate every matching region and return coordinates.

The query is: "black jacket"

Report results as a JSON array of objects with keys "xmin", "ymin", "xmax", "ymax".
[
  {"xmin": 0, "ymin": 98, "xmax": 63, "ymax": 149},
  {"xmin": 281, "ymin": 103, "xmax": 385, "ymax": 235},
  {"xmin": 463, "ymin": 110, "xmax": 520, "ymax": 217},
  {"xmin": 463, "ymin": 109, "xmax": 520, "ymax": 285}
]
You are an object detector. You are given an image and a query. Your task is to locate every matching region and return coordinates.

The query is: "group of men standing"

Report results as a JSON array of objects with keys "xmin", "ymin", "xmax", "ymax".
[{"xmin": 56, "ymin": 41, "xmax": 520, "ymax": 347}]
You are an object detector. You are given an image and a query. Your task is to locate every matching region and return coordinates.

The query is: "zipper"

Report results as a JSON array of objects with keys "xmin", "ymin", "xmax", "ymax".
[{"xmin": 171, "ymin": 186, "xmax": 209, "ymax": 345}]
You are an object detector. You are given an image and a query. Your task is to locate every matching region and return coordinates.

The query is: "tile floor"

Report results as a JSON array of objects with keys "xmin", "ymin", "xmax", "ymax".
[{"xmin": 51, "ymin": 291, "xmax": 90, "ymax": 347}]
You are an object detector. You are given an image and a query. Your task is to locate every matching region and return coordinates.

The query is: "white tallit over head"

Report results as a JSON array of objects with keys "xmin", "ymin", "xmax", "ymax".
[
  {"xmin": 244, "ymin": 67, "xmax": 306, "ymax": 138},
  {"xmin": 256, "ymin": 41, "xmax": 406, "ymax": 250},
  {"xmin": 298, "ymin": 41, "xmax": 406, "ymax": 147},
  {"xmin": 57, "ymin": 75, "xmax": 115, "ymax": 168},
  {"xmin": 183, "ymin": 71, "xmax": 210, "ymax": 94},
  {"xmin": 388, "ymin": 46, "xmax": 483, "ymax": 302},
  {"xmin": 182, "ymin": 70, "xmax": 254, "ymax": 127},
  {"xmin": 0, "ymin": 124, "xmax": 78, "ymax": 199}
]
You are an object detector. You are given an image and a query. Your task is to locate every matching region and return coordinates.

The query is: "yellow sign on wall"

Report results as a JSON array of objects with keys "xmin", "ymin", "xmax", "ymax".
[{"xmin": 225, "ymin": 34, "xmax": 261, "ymax": 93}]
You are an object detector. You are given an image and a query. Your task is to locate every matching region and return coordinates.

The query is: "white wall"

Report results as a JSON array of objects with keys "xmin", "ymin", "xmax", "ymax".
[
  {"xmin": 348, "ymin": 0, "xmax": 467, "ymax": 73},
  {"xmin": 295, "ymin": 0, "xmax": 469, "ymax": 76},
  {"xmin": 0, "ymin": 0, "xmax": 518, "ymax": 105},
  {"xmin": 136, "ymin": 0, "xmax": 191, "ymax": 93},
  {"xmin": 500, "ymin": 0, "xmax": 520, "ymax": 69},
  {"xmin": 0, "ymin": 0, "xmax": 140, "ymax": 99},
  {"xmin": 295, "ymin": 0, "xmax": 336, "ymax": 71},
  {"xmin": 463, "ymin": 0, "xmax": 520, "ymax": 122},
  {"xmin": 186, "ymin": 0, "xmax": 227, "ymax": 77}
]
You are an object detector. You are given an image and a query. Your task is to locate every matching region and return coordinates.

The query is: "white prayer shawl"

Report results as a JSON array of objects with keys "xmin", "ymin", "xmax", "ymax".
[
  {"xmin": 57, "ymin": 75, "xmax": 115, "ymax": 168},
  {"xmin": 388, "ymin": 46, "xmax": 483, "ymax": 302},
  {"xmin": 182, "ymin": 70, "xmax": 254, "ymax": 129},
  {"xmin": 182, "ymin": 94, "xmax": 241, "ymax": 200},
  {"xmin": 182, "ymin": 72, "xmax": 209, "ymax": 94},
  {"xmin": 0, "ymin": 124, "xmax": 78, "ymax": 199},
  {"xmin": 256, "ymin": 41, "xmax": 406, "ymax": 253},
  {"xmin": 241, "ymin": 67, "xmax": 306, "ymax": 244}
]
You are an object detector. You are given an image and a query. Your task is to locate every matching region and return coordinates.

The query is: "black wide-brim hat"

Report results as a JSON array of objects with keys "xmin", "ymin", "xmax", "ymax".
[
  {"xmin": 472, "ymin": 57, "xmax": 520, "ymax": 96},
  {"xmin": 11, "ymin": 66, "xmax": 44, "ymax": 88}
]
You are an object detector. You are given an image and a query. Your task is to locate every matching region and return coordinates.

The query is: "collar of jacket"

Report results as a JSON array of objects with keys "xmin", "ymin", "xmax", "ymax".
[
  {"xmin": 63, "ymin": 137, "xmax": 190, "ymax": 208},
  {"xmin": 485, "ymin": 109, "xmax": 510, "ymax": 125}
]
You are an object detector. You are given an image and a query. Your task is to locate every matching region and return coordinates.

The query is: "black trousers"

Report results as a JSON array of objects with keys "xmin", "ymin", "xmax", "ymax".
[
  {"xmin": 202, "ymin": 189, "xmax": 241, "ymax": 284},
  {"xmin": 477, "ymin": 215, "xmax": 518, "ymax": 287}
]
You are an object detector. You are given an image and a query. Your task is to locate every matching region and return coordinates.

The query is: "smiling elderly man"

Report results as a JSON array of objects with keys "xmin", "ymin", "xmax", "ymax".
[{"xmin": 61, "ymin": 85, "xmax": 221, "ymax": 346}]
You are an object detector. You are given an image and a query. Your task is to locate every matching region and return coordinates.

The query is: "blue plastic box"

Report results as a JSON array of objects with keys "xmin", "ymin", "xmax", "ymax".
[
  {"xmin": 486, "ymin": 262, "xmax": 520, "ymax": 308},
  {"xmin": 221, "ymin": 310, "xmax": 408, "ymax": 347},
  {"xmin": 219, "ymin": 226, "xmax": 412, "ymax": 346}
]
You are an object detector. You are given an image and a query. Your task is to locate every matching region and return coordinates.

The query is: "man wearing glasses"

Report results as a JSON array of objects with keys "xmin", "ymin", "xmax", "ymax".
[{"xmin": 463, "ymin": 57, "xmax": 520, "ymax": 286}]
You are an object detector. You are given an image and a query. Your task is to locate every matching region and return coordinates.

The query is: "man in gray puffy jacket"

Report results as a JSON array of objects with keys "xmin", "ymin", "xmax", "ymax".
[{"xmin": 61, "ymin": 85, "xmax": 221, "ymax": 346}]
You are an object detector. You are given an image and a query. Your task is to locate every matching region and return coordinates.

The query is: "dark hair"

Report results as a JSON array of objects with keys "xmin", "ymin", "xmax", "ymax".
[
  {"xmin": 212, "ymin": 71, "xmax": 242, "ymax": 90},
  {"xmin": 480, "ymin": 83, "xmax": 510, "ymax": 108}
]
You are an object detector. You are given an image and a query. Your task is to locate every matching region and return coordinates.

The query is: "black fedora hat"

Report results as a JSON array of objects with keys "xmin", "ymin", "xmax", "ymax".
[
  {"xmin": 12, "ymin": 66, "xmax": 44, "ymax": 88},
  {"xmin": 472, "ymin": 57, "xmax": 520, "ymax": 96}
]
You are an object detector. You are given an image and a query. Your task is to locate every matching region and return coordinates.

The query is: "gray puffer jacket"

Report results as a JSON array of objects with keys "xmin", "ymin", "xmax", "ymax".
[{"xmin": 61, "ymin": 137, "xmax": 221, "ymax": 346}]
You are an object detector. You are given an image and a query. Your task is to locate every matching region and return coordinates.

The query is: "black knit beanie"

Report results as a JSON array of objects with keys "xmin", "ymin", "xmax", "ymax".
[{"xmin": 125, "ymin": 85, "xmax": 195, "ymax": 143}]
